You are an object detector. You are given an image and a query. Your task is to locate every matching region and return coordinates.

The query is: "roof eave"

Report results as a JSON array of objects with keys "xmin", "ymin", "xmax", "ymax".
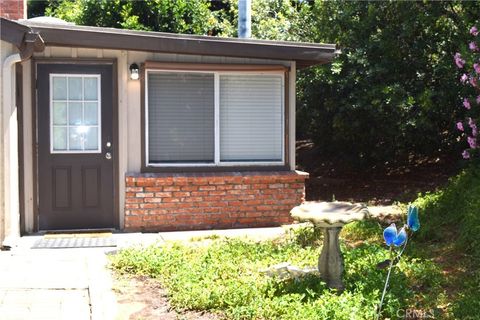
[{"xmin": 1, "ymin": 18, "xmax": 337, "ymax": 67}]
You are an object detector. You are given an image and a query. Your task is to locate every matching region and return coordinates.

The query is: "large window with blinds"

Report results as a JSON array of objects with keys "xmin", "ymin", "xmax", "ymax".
[{"xmin": 145, "ymin": 70, "xmax": 284, "ymax": 167}]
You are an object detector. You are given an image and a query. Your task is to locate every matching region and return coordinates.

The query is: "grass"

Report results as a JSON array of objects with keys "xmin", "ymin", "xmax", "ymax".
[
  {"xmin": 111, "ymin": 223, "xmax": 447, "ymax": 320},
  {"xmin": 412, "ymin": 164, "xmax": 480, "ymax": 320}
]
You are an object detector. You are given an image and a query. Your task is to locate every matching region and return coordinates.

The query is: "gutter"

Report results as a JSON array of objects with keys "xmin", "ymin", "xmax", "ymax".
[
  {"xmin": 1, "ymin": 24, "xmax": 44, "ymax": 248},
  {"xmin": 1, "ymin": 53, "xmax": 22, "ymax": 248}
]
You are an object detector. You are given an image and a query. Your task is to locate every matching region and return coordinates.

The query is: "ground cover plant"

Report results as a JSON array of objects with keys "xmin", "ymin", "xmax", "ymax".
[
  {"xmin": 413, "ymin": 164, "xmax": 480, "ymax": 319},
  {"xmin": 111, "ymin": 222, "xmax": 446, "ymax": 320}
]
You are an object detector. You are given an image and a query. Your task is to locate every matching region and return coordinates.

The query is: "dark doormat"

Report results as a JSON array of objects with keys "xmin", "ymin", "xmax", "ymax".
[{"xmin": 32, "ymin": 236, "xmax": 117, "ymax": 249}]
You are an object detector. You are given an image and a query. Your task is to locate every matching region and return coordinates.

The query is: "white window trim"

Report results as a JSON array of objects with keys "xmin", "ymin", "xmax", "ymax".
[
  {"xmin": 145, "ymin": 68, "xmax": 285, "ymax": 167},
  {"xmin": 49, "ymin": 73, "xmax": 102, "ymax": 154}
]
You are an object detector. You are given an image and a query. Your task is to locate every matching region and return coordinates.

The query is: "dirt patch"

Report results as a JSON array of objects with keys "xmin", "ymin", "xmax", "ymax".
[
  {"xmin": 112, "ymin": 273, "xmax": 222, "ymax": 320},
  {"xmin": 296, "ymin": 140, "xmax": 459, "ymax": 205}
]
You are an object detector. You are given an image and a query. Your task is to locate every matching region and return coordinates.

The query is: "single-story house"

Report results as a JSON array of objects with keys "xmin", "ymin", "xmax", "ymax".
[{"xmin": 0, "ymin": 4, "xmax": 336, "ymax": 245}]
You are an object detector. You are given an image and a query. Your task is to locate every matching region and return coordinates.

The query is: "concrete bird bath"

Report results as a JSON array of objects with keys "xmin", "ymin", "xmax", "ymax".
[{"xmin": 290, "ymin": 201, "xmax": 370, "ymax": 290}]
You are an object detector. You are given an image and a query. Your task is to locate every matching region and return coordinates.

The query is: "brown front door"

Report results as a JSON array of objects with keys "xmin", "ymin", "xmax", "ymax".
[{"xmin": 37, "ymin": 63, "xmax": 115, "ymax": 230}]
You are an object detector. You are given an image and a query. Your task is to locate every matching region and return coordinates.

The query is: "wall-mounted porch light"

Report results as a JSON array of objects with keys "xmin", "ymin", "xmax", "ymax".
[{"xmin": 129, "ymin": 63, "xmax": 139, "ymax": 80}]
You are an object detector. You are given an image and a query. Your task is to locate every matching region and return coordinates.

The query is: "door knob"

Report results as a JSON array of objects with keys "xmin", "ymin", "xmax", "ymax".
[{"xmin": 105, "ymin": 152, "xmax": 112, "ymax": 160}]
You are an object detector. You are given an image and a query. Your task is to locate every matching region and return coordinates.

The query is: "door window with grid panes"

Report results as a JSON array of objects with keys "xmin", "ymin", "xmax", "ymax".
[{"xmin": 50, "ymin": 74, "xmax": 101, "ymax": 153}]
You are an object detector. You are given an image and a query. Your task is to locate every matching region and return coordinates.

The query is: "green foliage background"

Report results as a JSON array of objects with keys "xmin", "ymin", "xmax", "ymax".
[{"xmin": 29, "ymin": 0, "xmax": 480, "ymax": 168}]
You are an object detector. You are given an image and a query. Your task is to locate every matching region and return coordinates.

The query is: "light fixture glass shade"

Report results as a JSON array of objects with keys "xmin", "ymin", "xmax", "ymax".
[{"xmin": 129, "ymin": 63, "xmax": 139, "ymax": 80}]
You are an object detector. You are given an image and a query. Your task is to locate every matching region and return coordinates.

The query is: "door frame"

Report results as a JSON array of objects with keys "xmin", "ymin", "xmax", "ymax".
[{"xmin": 30, "ymin": 58, "xmax": 119, "ymax": 231}]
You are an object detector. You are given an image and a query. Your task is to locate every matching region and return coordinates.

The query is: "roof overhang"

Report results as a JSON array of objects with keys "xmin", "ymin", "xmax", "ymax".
[
  {"xmin": 1, "ymin": 18, "xmax": 45, "ymax": 60},
  {"xmin": 1, "ymin": 18, "xmax": 337, "ymax": 68}
]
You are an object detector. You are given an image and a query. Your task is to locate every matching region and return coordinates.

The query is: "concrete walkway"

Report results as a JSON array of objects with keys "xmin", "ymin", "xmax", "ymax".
[
  {"xmin": 0, "ymin": 226, "xmax": 287, "ymax": 320},
  {"xmin": 0, "ymin": 247, "xmax": 116, "ymax": 320}
]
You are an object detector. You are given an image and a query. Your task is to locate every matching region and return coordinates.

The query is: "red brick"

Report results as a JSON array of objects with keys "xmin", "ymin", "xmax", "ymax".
[
  {"xmin": 181, "ymin": 186, "xmax": 199, "ymax": 191},
  {"xmin": 227, "ymin": 190, "xmax": 246, "ymax": 195},
  {"xmin": 156, "ymin": 179, "xmax": 173, "ymax": 186},
  {"xmin": 216, "ymin": 185, "xmax": 234, "ymax": 190},
  {"xmin": 209, "ymin": 190, "xmax": 226, "ymax": 196},
  {"xmin": 126, "ymin": 198, "xmax": 143, "ymax": 203},
  {"xmin": 269, "ymin": 183, "xmax": 284, "ymax": 189},
  {"xmin": 126, "ymin": 209, "xmax": 145, "ymax": 216},
  {"xmin": 192, "ymin": 178, "xmax": 209, "ymax": 185},
  {"xmin": 173, "ymin": 191, "xmax": 191, "ymax": 197},
  {"xmin": 154, "ymin": 192, "xmax": 173, "ymax": 197},
  {"xmin": 149, "ymin": 209, "xmax": 170, "ymax": 215},
  {"xmin": 164, "ymin": 186, "xmax": 181, "ymax": 192},
  {"xmin": 126, "ymin": 177, "xmax": 136, "ymax": 186},
  {"xmin": 140, "ymin": 203, "xmax": 161, "ymax": 209},
  {"xmin": 209, "ymin": 181, "xmax": 226, "ymax": 186},
  {"xmin": 136, "ymin": 193, "xmax": 154, "ymax": 198},
  {"xmin": 136, "ymin": 178, "xmax": 156, "ymax": 187},
  {"xmin": 191, "ymin": 191, "xmax": 209, "ymax": 197},
  {"xmin": 229, "ymin": 177, "xmax": 244, "ymax": 184},
  {"xmin": 199, "ymin": 186, "xmax": 216, "ymax": 191},
  {"xmin": 144, "ymin": 198, "xmax": 163, "ymax": 203},
  {"xmin": 144, "ymin": 187, "xmax": 164, "ymax": 192},
  {"xmin": 184, "ymin": 197, "xmax": 204, "ymax": 202},
  {"xmin": 126, "ymin": 186, "xmax": 143, "ymax": 192}
]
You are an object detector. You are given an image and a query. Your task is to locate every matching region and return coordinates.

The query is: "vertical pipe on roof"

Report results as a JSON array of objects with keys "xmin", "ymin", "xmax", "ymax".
[{"xmin": 238, "ymin": 0, "xmax": 251, "ymax": 38}]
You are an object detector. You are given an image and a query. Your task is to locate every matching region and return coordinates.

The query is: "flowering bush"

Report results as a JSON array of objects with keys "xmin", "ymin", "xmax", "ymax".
[{"xmin": 455, "ymin": 26, "xmax": 480, "ymax": 159}]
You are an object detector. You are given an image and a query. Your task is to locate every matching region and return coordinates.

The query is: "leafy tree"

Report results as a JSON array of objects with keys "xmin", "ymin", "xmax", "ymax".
[
  {"xmin": 216, "ymin": 0, "xmax": 311, "ymax": 41},
  {"xmin": 43, "ymin": 0, "xmax": 221, "ymax": 35},
  {"xmin": 297, "ymin": 1, "xmax": 480, "ymax": 168}
]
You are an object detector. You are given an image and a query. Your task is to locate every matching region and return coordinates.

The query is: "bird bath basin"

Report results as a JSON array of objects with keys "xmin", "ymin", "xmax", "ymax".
[{"xmin": 290, "ymin": 201, "xmax": 370, "ymax": 290}]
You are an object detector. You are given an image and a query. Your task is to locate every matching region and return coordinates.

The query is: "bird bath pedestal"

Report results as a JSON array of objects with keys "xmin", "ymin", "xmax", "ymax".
[{"xmin": 290, "ymin": 201, "xmax": 369, "ymax": 291}]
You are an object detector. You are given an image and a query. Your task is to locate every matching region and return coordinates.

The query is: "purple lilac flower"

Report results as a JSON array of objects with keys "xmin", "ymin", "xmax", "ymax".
[
  {"xmin": 477, "ymin": 95, "xmax": 480, "ymax": 104},
  {"xmin": 455, "ymin": 53, "xmax": 465, "ymax": 68},
  {"xmin": 475, "ymin": 63, "xmax": 480, "ymax": 74},
  {"xmin": 468, "ymin": 118, "xmax": 478, "ymax": 136},
  {"xmin": 461, "ymin": 74, "xmax": 469, "ymax": 83},
  {"xmin": 470, "ymin": 42, "xmax": 479, "ymax": 51},
  {"xmin": 464, "ymin": 98, "xmax": 472, "ymax": 109},
  {"xmin": 469, "ymin": 76, "xmax": 478, "ymax": 88},
  {"xmin": 462, "ymin": 150, "xmax": 470, "ymax": 159},
  {"xmin": 471, "ymin": 26, "xmax": 479, "ymax": 36},
  {"xmin": 457, "ymin": 121, "xmax": 464, "ymax": 131},
  {"xmin": 467, "ymin": 136, "xmax": 477, "ymax": 149}
]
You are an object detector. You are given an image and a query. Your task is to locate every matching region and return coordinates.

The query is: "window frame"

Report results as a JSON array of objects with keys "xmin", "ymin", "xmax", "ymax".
[
  {"xmin": 144, "ymin": 67, "xmax": 286, "ymax": 168},
  {"xmin": 49, "ymin": 73, "xmax": 102, "ymax": 154}
]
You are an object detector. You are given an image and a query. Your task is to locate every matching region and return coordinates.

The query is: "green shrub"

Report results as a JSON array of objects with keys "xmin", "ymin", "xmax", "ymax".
[{"xmin": 341, "ymin": 219, "xmax": 383, "ymax": 243}]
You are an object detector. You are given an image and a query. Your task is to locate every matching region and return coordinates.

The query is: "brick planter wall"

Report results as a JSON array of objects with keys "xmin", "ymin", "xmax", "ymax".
[{"xmin": 124, "ymin": 171, "xmax": 308, "ymax": 231}]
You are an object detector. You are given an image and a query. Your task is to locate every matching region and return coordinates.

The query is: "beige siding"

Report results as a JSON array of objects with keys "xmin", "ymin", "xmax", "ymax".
[
  {"xmin": 23, "ymin": 46, "xmax": 295, "ymax": 231},
  {"xmin": 21, "ymin": 60, "xmax": 34, "ymax": 231}
]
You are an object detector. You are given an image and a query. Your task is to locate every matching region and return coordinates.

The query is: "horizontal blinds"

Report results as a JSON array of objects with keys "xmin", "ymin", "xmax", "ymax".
[
  {"xmin": 147, "ymin": 72, "xmax": 214, "ymax": 163},
  {"xmin": 220, "ymin": 74, "xmax": 283, "ymax": 162}
]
